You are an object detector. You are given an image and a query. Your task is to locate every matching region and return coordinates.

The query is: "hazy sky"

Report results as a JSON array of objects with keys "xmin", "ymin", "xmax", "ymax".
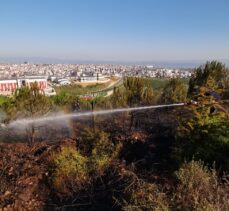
[{"xmin": 0, "ymin": 0, "xmax": 229, "ymax": 63}]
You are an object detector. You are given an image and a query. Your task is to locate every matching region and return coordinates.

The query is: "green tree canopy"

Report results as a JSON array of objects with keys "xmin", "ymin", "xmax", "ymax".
[
  {"xmin": 174, "ymin": 92, "xmax": 229, "ymax": 170},
  {"xmin": 188, "ymin": 61, "xmax": 229, "ymax": 96},
  {"xmin": 161, "ymin": 78, "xmax": 187, "ymax": 103},
  {"xmin": 123, "ymin": 77, "xmax": 154, "ymax": 106},
  {"xmin": 110, "ymin": 87, "xmax": 127, "ymax": 108},
  {"xmin": 3, "ymin": 82, "xmax": 51, "ymax": 121},
  {"xmin": 110, "ymin": 77, "xmax": 154, "ymax": 108}
]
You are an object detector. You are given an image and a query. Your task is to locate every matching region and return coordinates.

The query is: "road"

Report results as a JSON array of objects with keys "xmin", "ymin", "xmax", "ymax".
[{"xmin": 88, "ymin": 77, "xmax": 123, "ymax": 98}]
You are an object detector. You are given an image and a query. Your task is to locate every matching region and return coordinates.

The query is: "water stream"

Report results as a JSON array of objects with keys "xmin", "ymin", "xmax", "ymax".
[{"xmin": 8, "ymin": 103, "xmax": 185, "ymax": 128}]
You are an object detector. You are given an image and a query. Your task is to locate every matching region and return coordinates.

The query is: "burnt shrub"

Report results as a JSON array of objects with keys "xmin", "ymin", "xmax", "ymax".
[{"xmin": 173, "ymin": 160, "xmax": 229, "ymax": 211}]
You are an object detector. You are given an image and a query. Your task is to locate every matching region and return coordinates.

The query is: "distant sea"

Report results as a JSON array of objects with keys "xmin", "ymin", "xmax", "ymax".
[{"xmin": 0, "ymin": 57, "xmax": 228, "ymax": 69}]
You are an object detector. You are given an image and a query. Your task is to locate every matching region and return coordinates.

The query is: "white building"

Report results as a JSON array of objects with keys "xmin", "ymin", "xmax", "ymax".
[
  {"xmin": 57, "ymin": 78, "xmax": 71, "ymax": 85},
  {"xmin": 0, "ymin": 75, "xmax": 48, "ymax": 95},
  {"xmin": 79, "ymin": 72, "xmax": 105, "ymax": 82}
]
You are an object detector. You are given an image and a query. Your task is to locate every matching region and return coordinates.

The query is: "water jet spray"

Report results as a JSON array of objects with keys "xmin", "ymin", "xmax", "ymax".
[{"xmin": 8, "ymin": 103, "xmax": 185, "ymax": 129}]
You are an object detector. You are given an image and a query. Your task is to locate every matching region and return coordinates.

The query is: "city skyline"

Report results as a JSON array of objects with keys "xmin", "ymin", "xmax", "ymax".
[{"xmin": 1, "ymin": 0, "xmax": 229, "ymax": 64}]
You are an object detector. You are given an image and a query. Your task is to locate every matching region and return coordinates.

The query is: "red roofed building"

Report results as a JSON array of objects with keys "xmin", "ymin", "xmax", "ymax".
[{"xmin": 0, "ymin": 75, "xmax": 48, "ymax": 95}]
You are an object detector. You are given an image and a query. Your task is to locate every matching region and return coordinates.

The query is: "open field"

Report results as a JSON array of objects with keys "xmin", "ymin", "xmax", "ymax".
[
  {"xmin": 55, "ymin": 78, "xmax": 190, "ymax": 97},
  {"xmin": 148, "ymin": 78, "xmax": 189, "ymax": 90},
  {"xmin": 55, "ymin": 81, "xmax": 113, "ymax": 96},
  {"xmin": 55, "ymin": 77, "xmax": 122, "ymax": 96}
]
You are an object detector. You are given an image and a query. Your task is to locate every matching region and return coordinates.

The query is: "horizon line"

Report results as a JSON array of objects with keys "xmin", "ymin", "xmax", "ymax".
[{"xmin": 0, "ymin": 56, "xmax": 229, "ymax": 68}]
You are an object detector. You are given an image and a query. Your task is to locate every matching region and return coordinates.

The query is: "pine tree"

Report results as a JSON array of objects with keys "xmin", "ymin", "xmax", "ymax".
[{"xmin": 161, "ymin": 79, "xmax": 187, "ymax": 103}]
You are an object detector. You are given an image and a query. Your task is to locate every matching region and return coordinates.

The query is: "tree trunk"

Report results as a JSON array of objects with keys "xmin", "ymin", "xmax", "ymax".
[
  {"xmin": 91, "ymin": 101, "xmax": 95, "ymax": 133},
  {"xmin": 31, "ymin": 125, "xmax": 35, "ymax": 143}
]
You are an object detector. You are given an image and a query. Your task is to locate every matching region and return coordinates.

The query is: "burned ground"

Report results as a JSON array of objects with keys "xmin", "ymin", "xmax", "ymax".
[
  {"xmin": 0, "ymin": 111, "xmax": 176, "ymax": 210},
  {"xmin": 0, "ymin": 105, "xmax": 228, "ymax": 210}
]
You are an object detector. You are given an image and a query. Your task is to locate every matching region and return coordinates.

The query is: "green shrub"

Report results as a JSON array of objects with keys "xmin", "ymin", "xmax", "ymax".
[
  {"xmin": 51, "ymin": 147, "xmax": 90, "ymax": 197},
  {"xmin": 174, "ymin": 91, "xmax": 229, "ymax": 171},
  {"xmin": 77, "ymin": 129, "xmax": 122, "ymax": 171},
  {"xmin": 50, "ymin": 130, "xmax": 122, "ymax": 199},
  {"xmin": 91, "ymin": 133, "xmax": 121, "ymax": 170},
  {"xmin": 174, "ymin": 119, "xmax": 229, "ymax": 171}
]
